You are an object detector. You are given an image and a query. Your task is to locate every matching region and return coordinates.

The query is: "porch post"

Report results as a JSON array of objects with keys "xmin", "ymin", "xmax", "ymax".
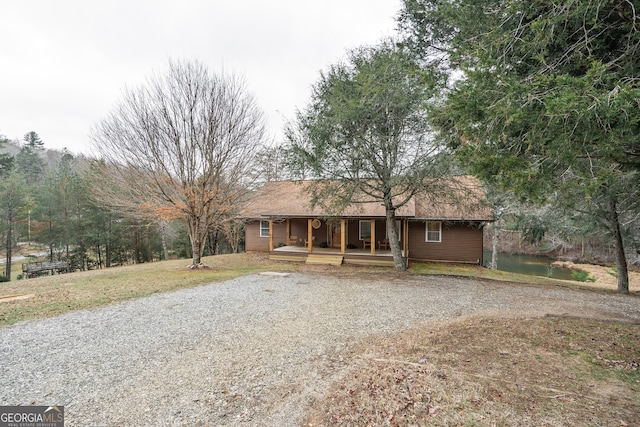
[
  {"xmin": 370, "ymin": 219, "xmax": 376, "ymax": 255},
  {"xmin": 286, "ymin": 219, "xmax": 290, "ymax": 245},
  {"xmin": 340, "ymin": 219, "xmax": 346, "ymax": 254},
  {"xmin": 269, "ymin": 220, "xmax": 274, "ymax": 251},
  {"xmin": 307, "ymin": 219, "xmax": 313, "ymax": 253}
]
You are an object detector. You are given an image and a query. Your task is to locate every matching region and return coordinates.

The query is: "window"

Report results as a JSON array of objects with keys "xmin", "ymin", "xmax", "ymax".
[
  {"xmin": 426, "ymin": 221, "xmax": 441, "ymax": 242},
  {"xmin": 386, "ymin": 220, "xmax": 401, "ymax": 241},
  {"xmin": 359, "ymin": 220, "xmax": 371, "ymax": 240},
  {"xmin": 260, "ymin": 220, "xmax": 270, "ymax": 238}
]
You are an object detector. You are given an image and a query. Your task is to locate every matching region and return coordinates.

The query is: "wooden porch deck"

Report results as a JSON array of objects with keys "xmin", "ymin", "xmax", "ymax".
[{"xmin": 270, "ymin": 245, "xmax": 401, "ymax": 267}]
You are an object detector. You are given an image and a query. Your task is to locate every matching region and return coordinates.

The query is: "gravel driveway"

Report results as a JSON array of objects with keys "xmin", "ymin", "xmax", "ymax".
[{"xmin": 1, "ymin": 271, "xmax": 639, "ymax": 426}]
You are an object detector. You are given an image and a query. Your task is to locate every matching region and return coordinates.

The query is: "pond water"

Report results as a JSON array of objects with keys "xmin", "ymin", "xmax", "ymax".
[{"xmin": 482, "ymin": 250, "xmax": 575, "ymax": 280}]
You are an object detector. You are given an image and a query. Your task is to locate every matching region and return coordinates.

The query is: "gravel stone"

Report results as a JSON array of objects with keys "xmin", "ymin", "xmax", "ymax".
[{"xmin": 1, "ymin": 272, "xmax": 638, "ymax": 426}]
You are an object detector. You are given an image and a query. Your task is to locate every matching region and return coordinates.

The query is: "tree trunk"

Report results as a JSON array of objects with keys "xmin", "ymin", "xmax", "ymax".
[
  {"xmin": 159, "ymin": 220, "xmax": 170, "ymax": 261},
  {"xmin": 5, "ymin": 206, "xmax": 12, "ymax": 280},
  {"xmin": 187, "ymin": 216, "xmax": 208, "ymax": 266},
  {"xmin": 224, "ymin": 219, "xmax": 242, "ymax": 254},
  {"xmin": 491, "ymin": 224, "xmax": 499, "ymax": 270},
  {"xmin": 609, "ymin": 199, "xmax": 629, "ymax": 293},
  {"xmin": 231, "ymin": 223, "xmax": 241, "ymax": 254},
  {"xmin": 48, "ymin": 214, "xmax": 54, "ymax": 262},
  {"xmin": 191, "ymin": 237, "xmax": 204, "ymax": 265},
  {"xmin": 96, "ymin": 239, "xmax": 103, "ymax": 269},
  {"xmin": 208, "ymin": 229, "xmax": 219, "ymax": 256},
  {"xmin": 132, "ymin": 230, "xmax": 138, "ymax": 264},
  {"xmin": 228, "ymin": 227, "xmax": 237, "ymax": 254},
  {"xmin": 385, "ymin": 206, "xmax": 407, "ymax": 271},
  {"xmin": 105, "ymin": 216, "xmax": 112, "ymax": 268}
]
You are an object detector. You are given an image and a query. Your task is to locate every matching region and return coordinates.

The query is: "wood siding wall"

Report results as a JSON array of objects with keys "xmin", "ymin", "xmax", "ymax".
[
  {"xmin": 245, "ymin": 221, "xmax": 287, "ymax": 252},
  {"xmin": 289, "ymin": 219, "xmax": 308, "ymax": 246},
  {"xmin": 407, "ymin": 221, "xmax": 484, "ymax": 264}
]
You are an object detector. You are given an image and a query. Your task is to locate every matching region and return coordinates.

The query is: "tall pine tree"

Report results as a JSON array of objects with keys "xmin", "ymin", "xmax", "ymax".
[
  {"xmin": 400, "ymin": 0, "xmax": 640, "ymax": 292},
  {"xmin": 15, "ymin": 131, "xmax": 45, "ymax": 184}
]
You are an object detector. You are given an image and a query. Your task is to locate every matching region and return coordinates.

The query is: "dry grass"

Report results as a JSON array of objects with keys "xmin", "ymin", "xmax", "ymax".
[
  {"xmin": 554, "ymin": 261, "xmax": 640, "ymax": 293},
  {"xmin": 410, "ymin": 261, "xmax": 640, "ymax": 294},
  {"xmin": 0, "ymin": 253, "xmax": 281, "ymax": 327},
  {"xmin": 305, "ymin": 316, "xmax": 640, "ymax": 427}
]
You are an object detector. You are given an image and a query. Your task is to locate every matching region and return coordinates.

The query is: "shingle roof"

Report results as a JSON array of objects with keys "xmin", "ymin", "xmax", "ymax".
[
  {"xmin": 413, "ymin": 175, "xmax": 494, "ymax": 220},
  {"xmin": 239, "ymin": 176, "xmax": 493, "ymax": 221}
]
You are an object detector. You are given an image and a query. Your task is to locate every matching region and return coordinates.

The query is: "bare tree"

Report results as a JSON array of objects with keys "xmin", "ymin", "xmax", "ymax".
[
  {"xmin": 251, "ymin": 143, "xmax": 289, "ymax": 184},
  {"xmin": 91, "ymin": 60, "xmax": 265, "ymax": 266},
  {"xmin": 220, "ymin": 218, "xmax": 244, "ymax": 254}
]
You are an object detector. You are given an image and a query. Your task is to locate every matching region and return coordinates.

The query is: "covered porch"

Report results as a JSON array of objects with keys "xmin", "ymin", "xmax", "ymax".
[
  {"xmin": 265, "ymin": 217, "xmax": 408, "ymax": 254},
  {"xmin": 264, "ymin": 217, "xmax": 408, "ymax": 266}
]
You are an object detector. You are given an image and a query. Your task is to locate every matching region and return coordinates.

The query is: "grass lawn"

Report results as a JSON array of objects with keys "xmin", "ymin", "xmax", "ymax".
[{"xmin": 0, "ymin": 253, "xmax": 284, "ymax": 327}]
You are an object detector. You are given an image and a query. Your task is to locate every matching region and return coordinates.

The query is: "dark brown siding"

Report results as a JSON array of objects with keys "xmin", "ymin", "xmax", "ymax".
[
  {"xmin": 289, "ymin": 219, "xmax": 331, "ymax": 247},
  {"xmin": 347, "ymin": 220, "xmax": 361, "ymax": 247},
  {"xmin": 346, "ymin": 219, "xmax": 390, "ymax": 248},
  {"xmin": 271, "ymin": 221, "xmax": 287, "ymax": 247},
  {"xmin": 245, "ymin": 220, "xmax": 287, "ymax": 251},
  {"xmin": 408, "ymin": 221, "xmax": 484, "ymax": 263},
  {"xmin": 289, "ymin": 219, "xmax": 307, "ymax": 246},
  {"xmin": 245, "ymin": 221, "xmax": 266, "ymax": 251}
]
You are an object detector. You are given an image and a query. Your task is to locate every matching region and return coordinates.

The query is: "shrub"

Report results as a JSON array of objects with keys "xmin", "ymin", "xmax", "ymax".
[
  {"xmin": 571, "ymin": 270, "xmax": 596, "ymax": 282},
  {"xmin": 0, "ymin": 275, "xmax": 9, "ymax": 282}
]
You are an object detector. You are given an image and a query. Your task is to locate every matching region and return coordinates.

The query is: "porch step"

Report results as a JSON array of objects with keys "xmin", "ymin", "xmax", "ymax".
[
  {"xmin": 306, "ymin": 255, "xmax": 344, "ymax": 266},
  {"xmin": 269, "ymin": 254, "xmax": 306, "ymax": 262},
  {"xmin": 343, "ymin": 258, "xmax": 395, "ymax": 267}
]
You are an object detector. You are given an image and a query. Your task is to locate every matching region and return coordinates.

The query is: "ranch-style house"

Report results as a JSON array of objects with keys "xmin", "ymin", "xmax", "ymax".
[{"xmin": 239, "ymin": 177, "xmax": 494, "ymax": 266}]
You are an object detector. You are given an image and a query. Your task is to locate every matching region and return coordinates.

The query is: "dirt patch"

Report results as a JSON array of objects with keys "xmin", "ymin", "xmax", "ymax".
[
  {"xmin": 0, "ymin": 294, "xmax": 34, "ymax": 303},
  {"xmin": 305, "ymin": 316, "xmax": 640, "ymax": 426},
  {"xmin": 553, "ymin": 261, "xmax": 640, "ymax": 292}
]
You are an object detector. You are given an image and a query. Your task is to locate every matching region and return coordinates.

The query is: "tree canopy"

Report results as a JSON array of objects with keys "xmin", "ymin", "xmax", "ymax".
[
  {"xmin": 399, "ymin": 0, "xmax": 640, "ymax": 291},
  {"xmin": 285, "ymin": 40, "xmax": 455, "ymax": 270},
  {"xmin": 0, "ymin": 134, "xmax": 13, "ymax": 177},
  {"xmin": 15, "ymin": 131, "xmax": 45, "ymax": 184}
]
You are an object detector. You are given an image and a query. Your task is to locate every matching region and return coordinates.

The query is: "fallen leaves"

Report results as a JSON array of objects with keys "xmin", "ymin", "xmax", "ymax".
[{"xmin": 305, "ymin": 316, "xmax": 640, "ymax": 426}]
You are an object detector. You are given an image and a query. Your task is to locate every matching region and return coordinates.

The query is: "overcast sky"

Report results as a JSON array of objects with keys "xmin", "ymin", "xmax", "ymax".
[{"xmin": 1, "ymin": 0, "xmax": 401, "ymax": 154}]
